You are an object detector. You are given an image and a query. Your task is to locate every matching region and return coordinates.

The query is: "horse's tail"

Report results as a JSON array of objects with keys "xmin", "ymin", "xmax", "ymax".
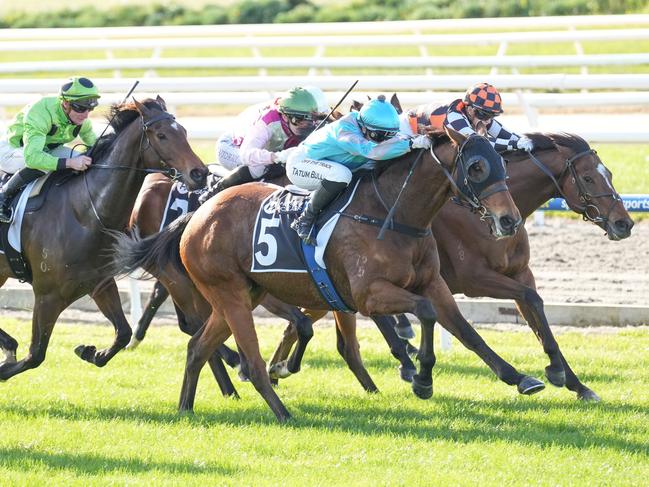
[{"xmin": 111, "ymin": 212, "xmax": 193, "ymax": 279}]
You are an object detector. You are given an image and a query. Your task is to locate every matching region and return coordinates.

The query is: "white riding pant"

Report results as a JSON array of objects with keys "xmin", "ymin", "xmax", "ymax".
[
  {"xmin": 215, "ymin": 133, "xmax": 267, "ymax": 178},
  {"xmin": 286, "ymin": 146, "xmax": 352, "ymax": 191},
  {"xmin": 0, "ymin": 141, "xmax": 82, "ymax": 174}
]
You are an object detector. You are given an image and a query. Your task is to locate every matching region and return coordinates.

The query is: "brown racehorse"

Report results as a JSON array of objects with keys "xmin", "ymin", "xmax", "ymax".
[
  {"xmin": 267, "ymin": 132, "xmax": 634, "ymax": 401},
  {"xmin": 126, "ymin": 172, "xmax": 418, "ymax": 398},
  {"xmin": 113, "ymin": 131, "xmax": 543, "ymax": 422},
  {"xmin": 0, "ymin": 97, "xmax": 208, "ymax": 381}
]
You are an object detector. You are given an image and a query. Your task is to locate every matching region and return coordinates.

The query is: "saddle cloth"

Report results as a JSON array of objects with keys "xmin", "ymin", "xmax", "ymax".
[{"xmin": 250, "ymin": 180, "xmax": 360, "ymax": 273}]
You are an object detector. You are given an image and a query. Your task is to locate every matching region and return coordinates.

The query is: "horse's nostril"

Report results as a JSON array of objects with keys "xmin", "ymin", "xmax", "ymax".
[
  {"xmin": 499, "ymin": 215, "xmax": 514, "ymax": 232},
  {"xmin": 614, "ymin": 219, "xmax": 631, "ymax": 234}
]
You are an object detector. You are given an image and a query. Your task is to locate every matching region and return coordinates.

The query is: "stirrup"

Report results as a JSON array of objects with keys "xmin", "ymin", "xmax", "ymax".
[{"xmin": 0, "ymin": 206, "xmax": 13, "ymax": 224}]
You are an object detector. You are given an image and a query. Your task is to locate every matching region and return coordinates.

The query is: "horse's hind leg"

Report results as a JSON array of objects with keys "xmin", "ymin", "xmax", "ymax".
[
  {"xmin": 174, "ymin": 303, "xmax": 239, "ymax": 399},
  {"xmin": 77, "ymin": 278, "xmax": 132, "ymax": 367},
  {"xmin": 0, "ymin": 328, "xmax": 18, "ymax": 365},
  {"xmin": 127, "ymin": 279, "xmax": 169, "ymax": 349},
  {"xmin": 334, "ymin": 312, "xmax": 378, "ymax": 392},
  {"xmin": 0, "ymin": 292, "xmax": 65, "ymax": 381},
  {"xmin": 371, "ymin": 315, "xmax": 417, "ymax": 382}
]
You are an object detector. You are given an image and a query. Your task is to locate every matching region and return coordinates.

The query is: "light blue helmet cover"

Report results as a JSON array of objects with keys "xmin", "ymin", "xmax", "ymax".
[{"xmin": 358, "ymin": 95, "xmax": 400, "ymax": 131}]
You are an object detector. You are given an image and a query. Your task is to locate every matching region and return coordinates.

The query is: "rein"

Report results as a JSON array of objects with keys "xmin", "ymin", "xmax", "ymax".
[
  {"xmin": 84, "ymin": 111, "xmax": 181, "ymax": 228},
  {"xmin": 527, "ymin": 148, "xmax": 621, "ymax": 224}
]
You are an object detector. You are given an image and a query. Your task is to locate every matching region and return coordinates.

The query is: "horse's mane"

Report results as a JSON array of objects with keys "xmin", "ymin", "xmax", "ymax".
[
  {"xmin": 92, "ymin": 98, "xmax": 164, "ymax": 162},
  {"xmin": 504, "ymin": 132, "xmax": 591, "ymax": 163}
]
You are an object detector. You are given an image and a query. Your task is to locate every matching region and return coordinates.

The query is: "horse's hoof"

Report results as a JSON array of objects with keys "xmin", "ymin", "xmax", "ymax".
[
  {"xmin": 411, "ymin": 374, "xmax": 433, "ymax": 399},
  {"xmin": 545, "ymin": 366, "xmax": 566, "ymax": 387},
  {"xmin": 74, "ymin": 345, "xmax": 97, "ymax": 364},
  {"xmin": 578, "ymin": 388, "xmax": 601, "ymax": 402},
  {"xmin": 395, "ymin": 324, "xmax": 416, "ymax": 340},
  {"xmin": 125, "ymin": 337, "xmax": 141, "ymax": 351},
  {"xmin": 178, "ymin": 408, "xmax": 195, "ymax": 417},
  {"xmin": 517, "ymin": 376, "xmax": 545, "ymax": 395},
  {"xmin": 399, "ymin": 365, "xmax": 416, "ymax": 383},
  {"xmin": 268, "ymin": 361, "xmax": 291, "ymax": 380}
]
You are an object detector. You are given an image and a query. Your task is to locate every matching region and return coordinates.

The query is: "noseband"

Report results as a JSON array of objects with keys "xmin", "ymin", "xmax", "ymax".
[{"xmin": 528, "ymin": 148, "xmax": 622, "ymax": 225}]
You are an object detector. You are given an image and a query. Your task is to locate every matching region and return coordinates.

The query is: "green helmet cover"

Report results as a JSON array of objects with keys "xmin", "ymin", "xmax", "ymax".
[
  {"xmin": 278, "ymin": 87, "xmax": 317, "ymax": 119},
  {"xmin": 60, "ymin": 77, "xmax": 100, "ymax": 107}
]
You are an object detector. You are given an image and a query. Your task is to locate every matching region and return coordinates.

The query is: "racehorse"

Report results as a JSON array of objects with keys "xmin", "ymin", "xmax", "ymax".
[
  {"xmin": 126, "ymin": 171, "xmax": 418, "ymax": 395},
  {"xmin": 0, "ymin": 97, "xmax": 208, "ymax": 381},
  {"xmin": 267, "ymin": 132, "xmax": 633, "ymax": 401},
  {"xmin": 113, "ymin": 130, "xmax": 543, "ymax": 422}
]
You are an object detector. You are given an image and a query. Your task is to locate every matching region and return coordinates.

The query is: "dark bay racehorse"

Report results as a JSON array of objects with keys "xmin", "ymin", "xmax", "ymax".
[
  {"xmin": 267, "ymin": 132, "xmax": 633, "ymax": 401},
  {"xmin": 0, "ymin": 97, "xmax": 208, "ymax": 381},
  {"xmin": 113, "ymin": 131, "xmax": 546, "ymax": 422}
]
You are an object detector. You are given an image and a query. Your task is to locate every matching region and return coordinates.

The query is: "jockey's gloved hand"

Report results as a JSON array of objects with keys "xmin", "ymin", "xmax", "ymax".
[
  {"xmin": 272, "ymin": 148, "xmax": 293, "ymax": 165},
  {"xmin": 516, "ymin": 136, "xmax": 534, "ymax": 152},
  {"xmin": 410, "ymin": 135, "xmax": 431, "ymax": 150}
]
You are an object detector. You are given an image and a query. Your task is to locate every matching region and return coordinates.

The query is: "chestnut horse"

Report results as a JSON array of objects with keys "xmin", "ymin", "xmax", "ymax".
[
  {"xmin": 113, "ymin": 131, "xmax": 544, "ymax": 422},
  {"xmin": 268, "ymin": 132, "xmax": 633, "ymax": 401},
  {"xmin": 0, "ymin": 97, "xmax": 208, "ymax": 381}
]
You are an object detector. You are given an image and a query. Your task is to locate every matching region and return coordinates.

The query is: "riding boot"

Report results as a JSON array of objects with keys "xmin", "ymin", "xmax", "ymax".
[
  {"xmin": 0, "ymin": 168, "xmax": 45, "ymax": 223},
  {"xmin": 291, "ymin": 179, "xmax": 348, "ymax": 244},
  {"xmin": 199, "ymin": 165, "xmax": 254, "ymax": 205}
]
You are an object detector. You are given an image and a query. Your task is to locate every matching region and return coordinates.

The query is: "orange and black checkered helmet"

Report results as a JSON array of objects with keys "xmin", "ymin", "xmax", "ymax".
[{"xmin": 464, "ymin": 82, "xmax": 503, "ymax": 114}]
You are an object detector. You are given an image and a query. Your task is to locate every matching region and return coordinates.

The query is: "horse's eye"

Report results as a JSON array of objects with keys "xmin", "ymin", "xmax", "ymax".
[
  {"xmin": 157, "ymin": 133, "xmax": 167, "ymax": 140},
  {"xmin": 583, "ymin": 176, "xmax": 593, "ymax": 183}
]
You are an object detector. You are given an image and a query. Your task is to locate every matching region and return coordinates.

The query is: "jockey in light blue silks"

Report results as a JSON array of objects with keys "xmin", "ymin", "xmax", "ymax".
[{"xmin": 287, "ymin": 95, "xmax": 431, "ymax": 244}]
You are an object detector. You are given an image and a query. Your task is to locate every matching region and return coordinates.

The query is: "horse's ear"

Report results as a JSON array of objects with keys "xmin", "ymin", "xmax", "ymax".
[
  {"xmin": 330, "ymin": 110, "xmax": 344, "ymax": 120},
  {"xmin": 155, "ymin": 95, "xmax": 167, "ymax": 111},
  {"xmin": 445, "ymin": 126, "xmax": 467, "ymax": 146},
  {"xmin": 132, "ymin": 97, "xmax": 150, "ymax": 117},
  {"xmin": 474, "ymin": 120, "xmax": 488, "ymax": 137},
  {"xmin": 351, "ymin": 100, "xmax": 363, "ymax": 112},
  {"xmin": 390, "ymin": 93, "xmax": 403, "ymax": 115}
]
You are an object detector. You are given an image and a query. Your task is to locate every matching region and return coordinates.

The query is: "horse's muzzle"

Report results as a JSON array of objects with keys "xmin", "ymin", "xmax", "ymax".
[{"xmin": 190, "ymin": 167, "xmax": 209, "ymax": 189}]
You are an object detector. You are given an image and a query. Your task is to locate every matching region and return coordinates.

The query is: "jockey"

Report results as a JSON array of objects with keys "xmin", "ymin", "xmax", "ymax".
[
  {"xmin": 0, "ymin": 76, "xmax": 100, "ymax": 223},
  {"xmin": 302, "ymin": 85, "xmax": 330, "ymax": 121},
  {"xmin": 206, "ymin": 87, "xmax": 319, "ymax": 199},
  {"xmin": 402, "ymin": 82, "xmax": 533, "ymax": 153},
  {"xmin": 287, "ymin": 94, "xmax": 431, "ymax": 244}
]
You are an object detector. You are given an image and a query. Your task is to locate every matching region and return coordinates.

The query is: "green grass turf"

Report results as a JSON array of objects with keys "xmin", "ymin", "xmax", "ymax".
[{"xmin": 0, "ymin": 320, "xmax": 647, "ymax": 485}]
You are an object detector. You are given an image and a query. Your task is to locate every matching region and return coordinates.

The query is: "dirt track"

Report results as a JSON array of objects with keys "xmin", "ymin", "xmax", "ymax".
[{"xmin": 525, "ymin": 217, "xmax": 648, "ymax": 306}]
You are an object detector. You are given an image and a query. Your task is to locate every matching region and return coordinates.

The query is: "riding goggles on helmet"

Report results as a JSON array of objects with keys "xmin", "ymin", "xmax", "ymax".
[
  {"xmin": 365, "ymin": 127, "xmax": 398, "ymax": 143},
  {"xmin": 286, "ymin": 112, "xmax": 314, "ymax": 125},
  {"xmin": 472, "ymin": 106, "xmax": 498, "ymax": 121},
  {"xmin": 69, "ymin": 100, "xmax": 98, "ymax": 113}
]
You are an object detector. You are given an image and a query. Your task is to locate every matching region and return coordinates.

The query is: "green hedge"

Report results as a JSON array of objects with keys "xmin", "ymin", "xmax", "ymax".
[{"xmin": 1, "ymin": 0, "xmax": 648, "ymax": 28}]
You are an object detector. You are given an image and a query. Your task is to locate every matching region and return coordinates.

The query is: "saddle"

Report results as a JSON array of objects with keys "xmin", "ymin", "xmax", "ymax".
[{"xmin": 0, "ymin": 169, "xmax": 80, "ymax": 282}]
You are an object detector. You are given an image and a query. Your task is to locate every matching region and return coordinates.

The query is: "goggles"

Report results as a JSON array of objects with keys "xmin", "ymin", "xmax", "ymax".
[
  {"xmin": 365, "ymin": 128, "xmax": 398, "ymax": 143},
  {"xmin": 472, "ymin": 106, "xmax": 498, "ymax": 121},
  {"xmin": 69, "ymin": 101, "xmax": 96, "ymax": 113},
  {"xmin": 286, "ymin": 113, "xmax": 314, "ymax": 126}
]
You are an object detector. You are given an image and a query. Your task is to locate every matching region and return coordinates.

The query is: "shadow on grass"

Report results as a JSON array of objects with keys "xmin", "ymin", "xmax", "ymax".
[
  {"xmin": 0, "ymin": 446, "xmax": 235, "ymax": 476},
  {"xmin": 2, "ymin": 393, "xmax": 648, "ymax": 457}
]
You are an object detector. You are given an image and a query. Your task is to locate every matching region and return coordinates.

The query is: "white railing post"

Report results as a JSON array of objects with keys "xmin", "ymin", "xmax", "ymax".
[{"xmin": 128, "ymin": 276, "xmax": 143, "ymax": 325}]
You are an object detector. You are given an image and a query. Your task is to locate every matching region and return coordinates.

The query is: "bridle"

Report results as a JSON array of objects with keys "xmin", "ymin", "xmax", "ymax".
[
  {"xmin": 527, "ymin": 148, "xmax": 621, "ymax": 225},
  {"xmin": 84, "ymin": 109, "xmax": 184, "ymax": 227},
  {"xmin": 430, "ymin": 136, "xmax": 507, "ymax": 224}
]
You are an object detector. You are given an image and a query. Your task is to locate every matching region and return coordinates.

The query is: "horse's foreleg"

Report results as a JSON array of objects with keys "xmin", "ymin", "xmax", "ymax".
[
  {"xmin": 430, "ymin": 276, "xmax": 545, "ymax": 395},
  {"xmin": 512, "ymin": 268, "xmax": 597, "ymax": 400},
  {"xmin": 78, "ymin": 278, "xmax": 132, "ymax": 367},
  {"xmin": 127, "ymin": 280, "xmax": 169, "ymax": 349},
  {"xmin": 463, "ymin": 267, "xmax": 565, "ymax": 390},
  {"xmin": 371, "ymin": 315, "xmax": 417, "ymax": 382},
  {"xmin": 267, "ymin": 323, "xmax": 298, "ymax": 380},
  {"xmin": 333, "ymin": 311, "xmax": 378, "ymax": 392},
  {"xmin": 0, "ymin": 292, "xmax": 65, "ymax": 381},
  {"xmin": 359, "ymin": 281, "xmax": 437, "ymax": 400}
]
